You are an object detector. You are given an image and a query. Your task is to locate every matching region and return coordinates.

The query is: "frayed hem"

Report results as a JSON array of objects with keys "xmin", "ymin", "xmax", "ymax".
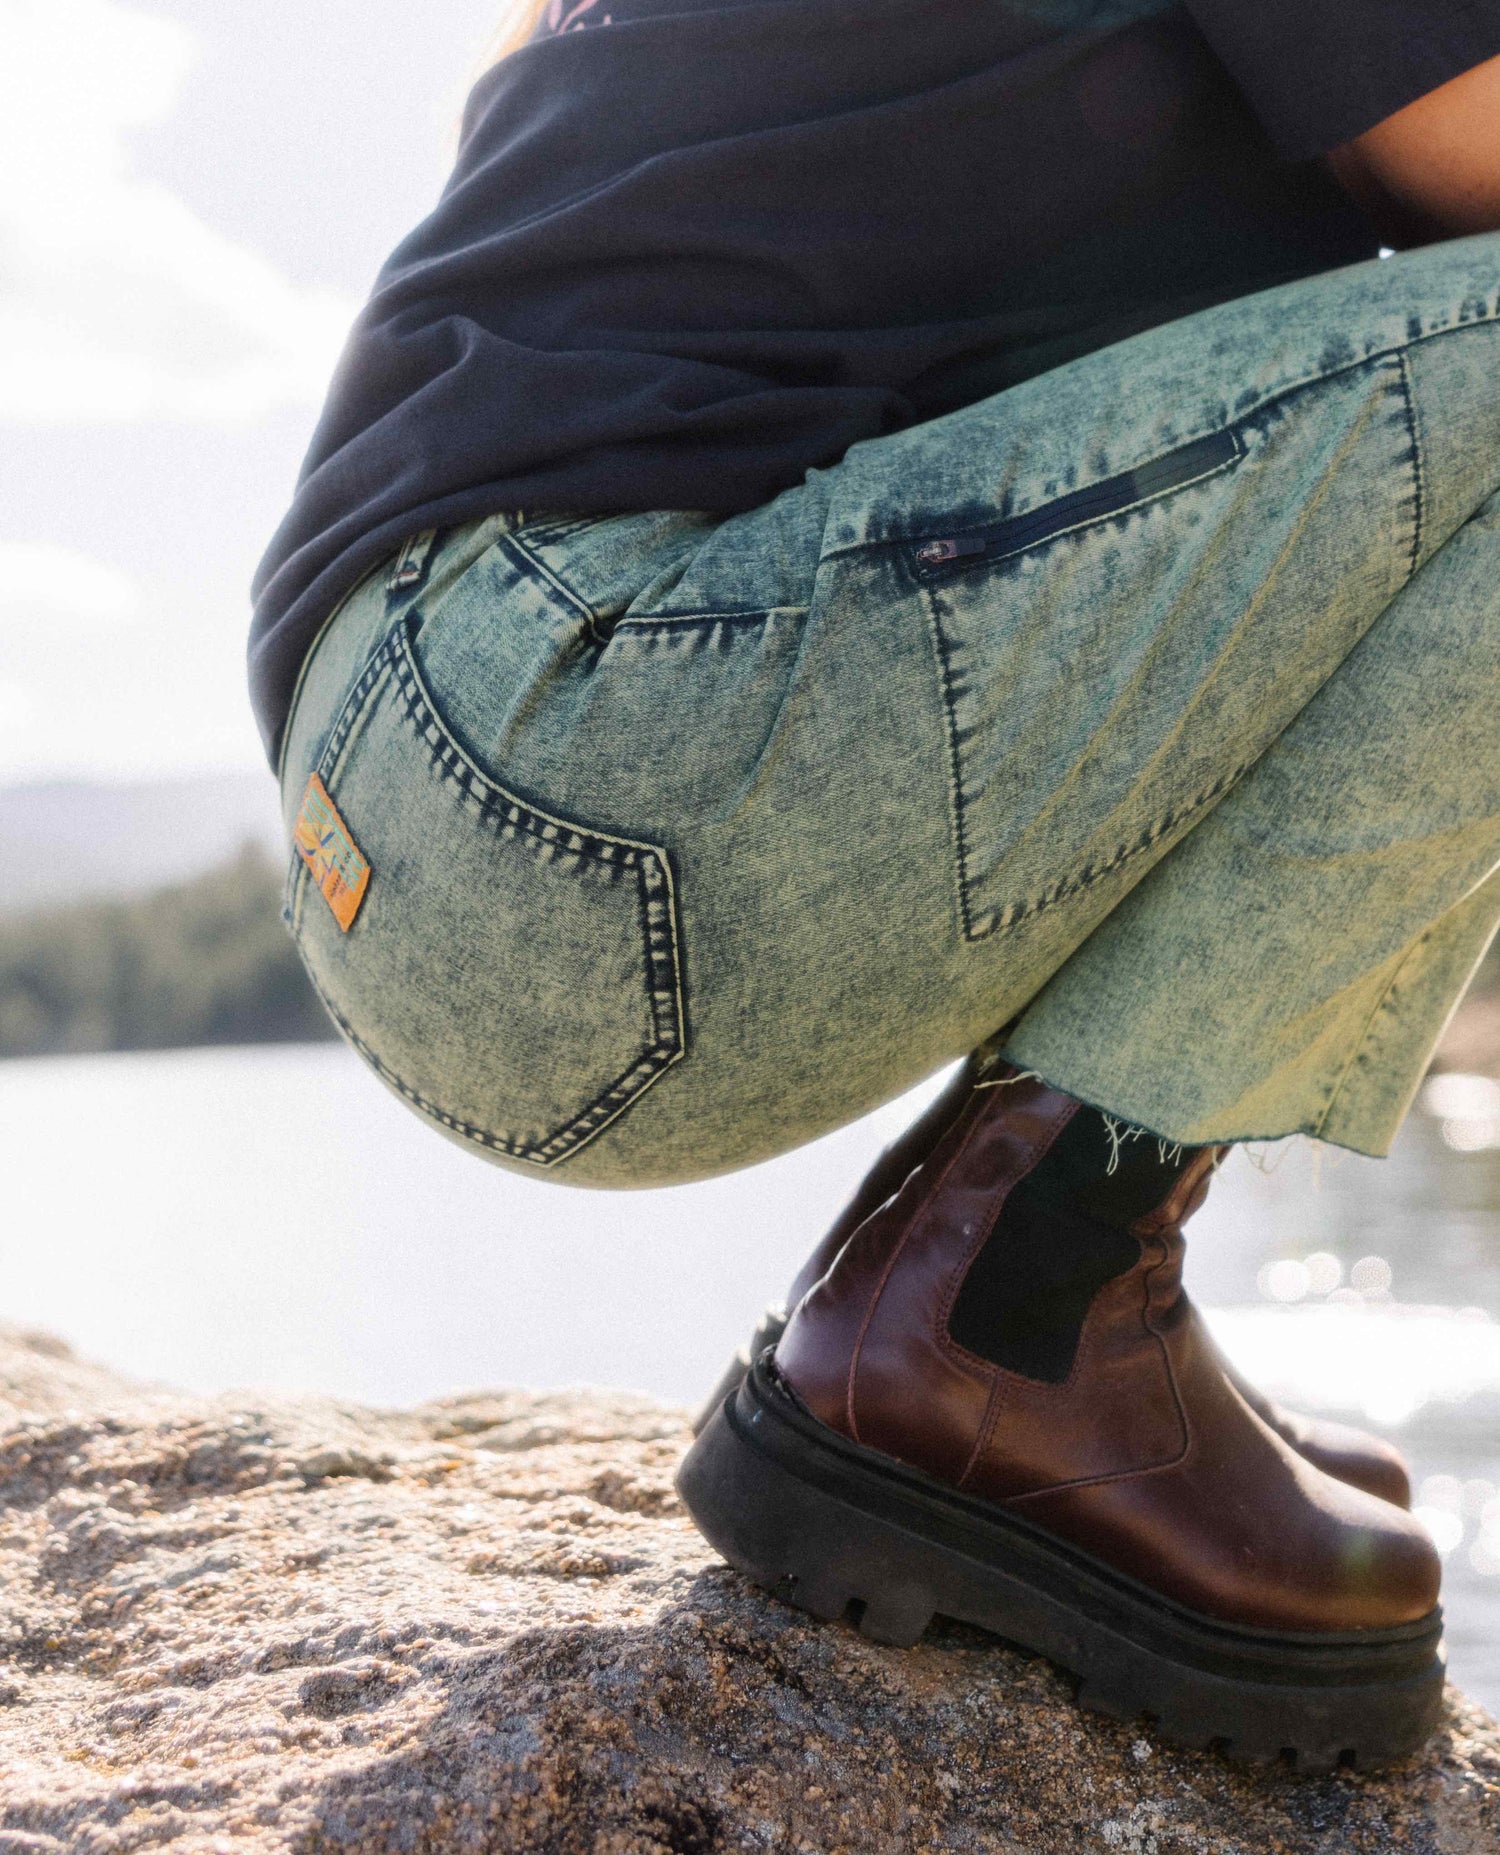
[
  {"xmin": 992, "ymin": 1048, "xmax": 1398, "ymax": 1161},
  {"xmin": 1097, "ymin": 1112, "xmax": 1188, "ymax": 1175},
  {"xmin": 975, "ymin": 1066, "xmax": 1043, "ymax": 1091}
]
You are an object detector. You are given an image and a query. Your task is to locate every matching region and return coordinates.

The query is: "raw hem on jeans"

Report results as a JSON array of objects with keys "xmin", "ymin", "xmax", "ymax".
[{"xmin": 993, "ymin": 1044, "xmax": 1399, "ymax": 1160}]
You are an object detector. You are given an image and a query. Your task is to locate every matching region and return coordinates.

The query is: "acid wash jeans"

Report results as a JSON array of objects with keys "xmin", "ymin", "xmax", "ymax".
[{"xmin": 278, "ymin": 232, "xmax": 1500, "ymax": 1189}]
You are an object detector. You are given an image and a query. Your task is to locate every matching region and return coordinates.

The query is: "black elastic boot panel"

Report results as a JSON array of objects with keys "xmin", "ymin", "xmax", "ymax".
[{"xmin": 948, "ymin": 1106, "xmax": 1201, "ymax": 1383}]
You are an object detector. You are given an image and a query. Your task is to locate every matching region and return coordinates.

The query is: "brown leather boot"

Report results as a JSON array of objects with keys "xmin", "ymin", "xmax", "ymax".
[
  {"xmin": 678, "ymin": 1073, "xmax": 1443, "ymax": 1767},
  {"xmin": 692, "ymin": 1058, "xmax": 1411, "ymax": 1510}
]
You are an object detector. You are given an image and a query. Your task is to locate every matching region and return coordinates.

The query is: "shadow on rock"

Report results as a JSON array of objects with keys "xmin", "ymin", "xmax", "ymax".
[{"xmin": 293, "ymin": 1570, "xmax": 1500, "ymax": 1855}]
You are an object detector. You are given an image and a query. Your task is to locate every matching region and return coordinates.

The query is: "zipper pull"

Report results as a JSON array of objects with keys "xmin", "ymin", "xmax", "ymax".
[{"xmin": 915, "ymin": 536, "xmax": 987, "ymax": 566}]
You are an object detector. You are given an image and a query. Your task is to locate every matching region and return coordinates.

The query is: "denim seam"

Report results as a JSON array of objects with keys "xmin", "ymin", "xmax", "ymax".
[
  {"xmin": 289, "ymin": 615, "xmax": 686, "ymax": 1169},
  {"xmin": 1258, "ymin": 348, "xmax": 1429, "ymax": 1137},
  {"xmin": 964, "ymin": 758, "xmax": 1260, "ymax": 944},
  {"xmin": 1312, "ymin": 925, "xmax": 1436, "ymax": 1146},
  {"xmin": 819, "ymin": 301, "xmax": 1500, "ymax": 564},
  {"xmin": 918, "ymin": 591, "xmax": 978, "ymax": 941},
  {"xmin": 1395, "ymin": 349, "xmax": 1426, "ymax": 580},
  {"xmin": 284, "ymin": 631, "xmax": 401, "ymax": 939},
  {"xmin": 512, "ymin": 514, "xmax": 614, "ymax": 545},
  {"xmin": 296, "ymin": 939, "xmax": 682, "ymax": 1171},
  {"xmin": 501, "ymin": 527, "xmax": 611, "ymax": 643},
  {"xmin": 275, "ymin": 560, "xmax": 391, "ymax": 791},
  {"xmin": 612, "ymin": 606, "xmax": 807, "ymax": 633}
]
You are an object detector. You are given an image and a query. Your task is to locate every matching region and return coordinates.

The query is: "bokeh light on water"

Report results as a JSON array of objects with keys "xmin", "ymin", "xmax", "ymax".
[
  {"xmin": 1415, "ymin": 1475, "xmax": 1500, "ymax": 1572},
  {"xmin": 1190, "ymin": 1075, "xmax": 1500, "ymax": 1709},
  {"xmin": 1424, "ymin": 1071, "xmax": 1500, "ymax": 1154}
]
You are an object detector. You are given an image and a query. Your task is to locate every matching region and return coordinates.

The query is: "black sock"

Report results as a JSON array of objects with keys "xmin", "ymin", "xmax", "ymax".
[{"xmin": 948, "ymin": 1102, "xmax": 1199, "ymax": 1384}]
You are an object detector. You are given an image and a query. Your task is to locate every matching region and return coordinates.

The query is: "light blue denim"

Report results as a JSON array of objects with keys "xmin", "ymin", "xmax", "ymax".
[{"xmin": 279, "ymin": 232, "xmax": 1500, "ymax": 1186}]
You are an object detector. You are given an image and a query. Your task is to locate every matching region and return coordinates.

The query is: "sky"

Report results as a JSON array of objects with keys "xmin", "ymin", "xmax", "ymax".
[{"xmin": 0, "ymin": 0, "xmax": 504, "ymax": 785}]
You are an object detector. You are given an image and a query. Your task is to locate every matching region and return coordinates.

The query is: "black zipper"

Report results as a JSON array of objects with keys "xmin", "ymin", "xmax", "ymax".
[{"xmin": 911, "ymin": 427, "xmax": 1244, "ymax": 579}]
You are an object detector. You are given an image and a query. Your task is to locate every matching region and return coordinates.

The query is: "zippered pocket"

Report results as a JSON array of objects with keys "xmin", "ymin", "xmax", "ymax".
[{"xmin": 911, "ymin": 427, "xmax": 1244, "ymax": 579}]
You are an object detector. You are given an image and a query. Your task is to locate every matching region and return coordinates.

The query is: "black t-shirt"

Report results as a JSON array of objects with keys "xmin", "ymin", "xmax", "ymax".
[{"xmin": 250, "ymin": 0, "xmax": 1500, "ymax": 763}]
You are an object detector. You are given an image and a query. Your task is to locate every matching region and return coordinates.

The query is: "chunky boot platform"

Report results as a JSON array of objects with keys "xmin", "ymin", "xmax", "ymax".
[
  {"xmin": 678, "ymin": 1072, "xmax": 1443, "ymax": 1768},
  {"xmin": 693, "ymin": 1058, "xmax": 1411, "ymax": 1510}
]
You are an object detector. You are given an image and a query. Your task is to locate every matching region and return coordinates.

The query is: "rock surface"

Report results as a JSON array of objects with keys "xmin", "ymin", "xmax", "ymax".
[{"xmin": 1, "ymin": 1329, "xmax": 1499, "ymax": 1853}]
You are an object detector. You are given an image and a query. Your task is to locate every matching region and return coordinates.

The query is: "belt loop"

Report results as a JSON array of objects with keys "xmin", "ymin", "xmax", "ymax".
[{"xmin": 386, "ymin": 529, "xmax": 442, "ymax": 598}]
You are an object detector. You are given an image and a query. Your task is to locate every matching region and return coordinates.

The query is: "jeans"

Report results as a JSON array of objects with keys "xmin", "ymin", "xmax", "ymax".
[{"xmin": 278, "ymin": 231, "xmax": 1500, "ymax": 1187}]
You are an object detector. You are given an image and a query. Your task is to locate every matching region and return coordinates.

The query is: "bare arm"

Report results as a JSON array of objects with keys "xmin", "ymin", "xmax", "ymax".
[{"xmin": 1327, "ymin": 52, "xmax": 1500, "ymax": 244}]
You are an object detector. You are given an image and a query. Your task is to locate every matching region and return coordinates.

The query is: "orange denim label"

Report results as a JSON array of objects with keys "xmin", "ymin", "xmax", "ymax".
[{"xmin": 294, "ymin": 773, "xmax": 370, "ymax": 932}]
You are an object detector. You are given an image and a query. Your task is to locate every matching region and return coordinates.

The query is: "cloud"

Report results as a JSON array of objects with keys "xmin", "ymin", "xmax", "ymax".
[
  {"xmin": 0, "ymin": 0, "xmax": 358, "ymax": 425},
  {"xmin": 0, "ymin": 543, "xmax": 142, "ymax": 625},
  {"xmin": 0, "ymin": 576, "xmax": 267, "ymax": 784},
  {"xmin": 0, "ymin": 681, "xmax": 38, "ymax": 735}
]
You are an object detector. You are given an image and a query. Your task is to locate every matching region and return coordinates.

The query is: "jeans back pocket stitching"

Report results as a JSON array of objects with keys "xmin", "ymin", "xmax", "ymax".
[
  {"xmin": 611, "ymin": 606, "xmax": 807, "ymax": 634},
  {"xmin": 283, "ymin": 632, "xmax": 403, "ymax": 938},
  {"xmin": 1393, "ymin": 349, "xmax": 1426, "ymax": 581},
  {"xmin": 387, "ymin": 614, "xmax": 686, "ymax": 1164},
  {"xmin": 919, "ymin": 589, "xmax": 980, "ymax": 943},
  {"xmin": 293, "ymin": 951, "xmax": 682, "ymax": 1171},
  {"xmin": 501, "ymin": 527, "xmax": 611, "ymax": 643},
  {"xmin": 291, "ymin": 613, "xmax": 686, "ymax": 1168}
]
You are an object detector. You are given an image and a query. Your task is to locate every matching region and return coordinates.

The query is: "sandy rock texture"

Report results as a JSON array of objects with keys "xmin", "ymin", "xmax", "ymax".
[{"xmin": 1, "ymin": 1328, "xmax": 1499, "ymax": 1854}]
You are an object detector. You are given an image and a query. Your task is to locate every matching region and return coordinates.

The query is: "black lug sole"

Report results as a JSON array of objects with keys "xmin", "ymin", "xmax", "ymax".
[{"xmin": 676, "ymin": 1359, "xmax": 1445, "ymax": 1771}]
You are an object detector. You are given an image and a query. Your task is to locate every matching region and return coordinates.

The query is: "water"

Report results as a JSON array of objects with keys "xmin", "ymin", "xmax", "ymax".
[{"xmin": 2, "ymin": 1045, "xmax": 1498, "ymax": 1709}]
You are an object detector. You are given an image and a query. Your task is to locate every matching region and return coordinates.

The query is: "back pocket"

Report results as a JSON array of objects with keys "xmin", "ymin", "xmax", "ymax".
[{"xmin": 286, "ymin": 612, "xmax": 685, "ymax": 1170}]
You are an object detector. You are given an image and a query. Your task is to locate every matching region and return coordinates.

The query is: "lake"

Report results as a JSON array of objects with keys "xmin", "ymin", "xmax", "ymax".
[{"xmin": 3, "ymin": 1043, "xmax": 1499, "ymax": 1711}]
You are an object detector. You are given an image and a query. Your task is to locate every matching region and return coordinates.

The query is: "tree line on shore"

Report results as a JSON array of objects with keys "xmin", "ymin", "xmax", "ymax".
[
  {"xmin": 0, "ymin": 845, "xmax": 1497, "ymax": 1063},
  {"xmin": 0, "ymin": 844, "xmax": 337, "ymax": 1058}
]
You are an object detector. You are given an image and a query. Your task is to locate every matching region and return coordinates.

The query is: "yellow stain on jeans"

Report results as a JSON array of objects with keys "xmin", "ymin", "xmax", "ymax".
[{"xmin": 294, "ymin": 773, "xmax": 370, "ymax": 932}]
